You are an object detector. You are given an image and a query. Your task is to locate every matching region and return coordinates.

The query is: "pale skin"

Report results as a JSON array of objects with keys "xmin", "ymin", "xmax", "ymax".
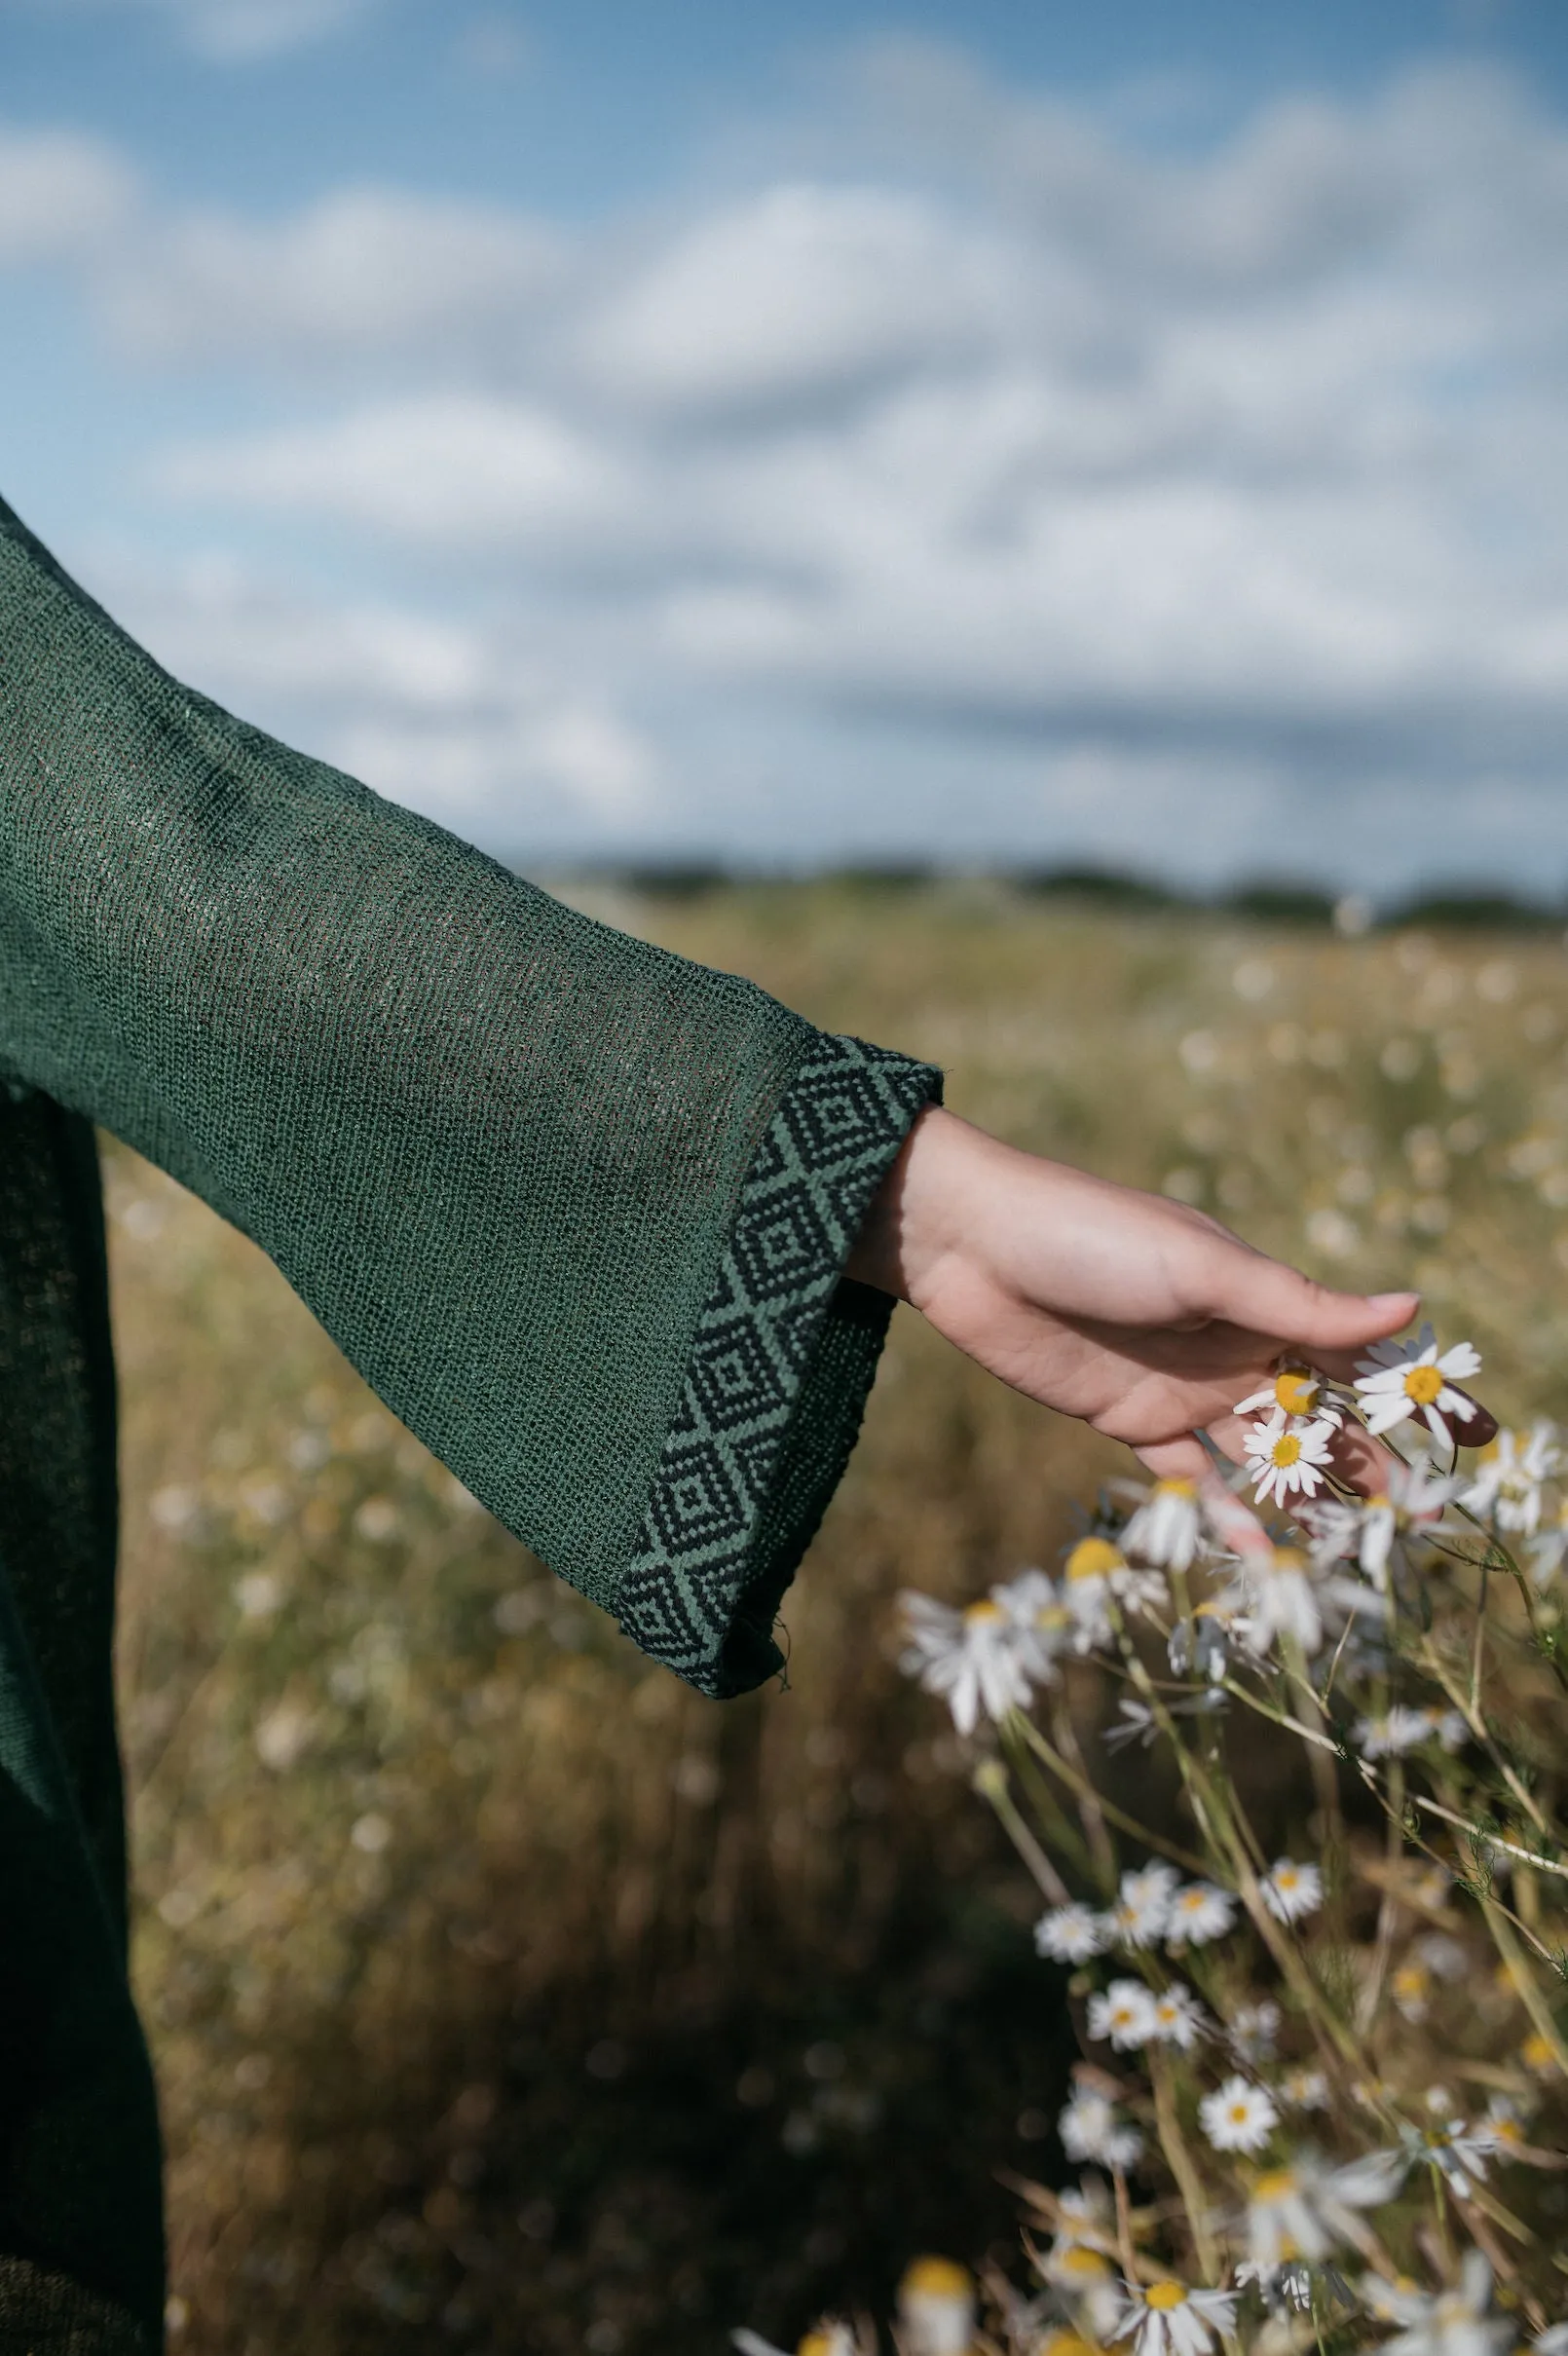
[{"xmin": 845, "ymin": 1105, "xmax": 1494, "ymax": 1492}]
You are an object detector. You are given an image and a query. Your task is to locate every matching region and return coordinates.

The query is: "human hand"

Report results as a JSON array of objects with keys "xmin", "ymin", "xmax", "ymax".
[{"xmin": 846, "ymin": 1106, "xmax": 1494, "ymax": 1488}]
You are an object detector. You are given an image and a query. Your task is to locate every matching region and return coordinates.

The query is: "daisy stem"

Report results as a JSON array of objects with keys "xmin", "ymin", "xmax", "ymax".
[
  {"xmin": 1406, "ymin": 1791, "xmax": 1568, "ymax": 1893},
  {"xmin": 1457, "ymin": 1503, "xmax": 1568, "ymax": 1697},
  {"xmin": 1478, "ymin": 1896, "xmax": 1568, "ymax": 2085},
  {"xmin": 1048, "ymin": 1696, "xmax": 1122, "ymax": 1890},
  {"xmin": 1146, "ymin": 2044, "xmax": 1218, "ymax": 2284},
  {"xmin": 1281, "ymin": 1631, "xmax": 1342, "ymax": 1842},
  {"xmin": 1213, "ymin": 1676, "xmax": 1343, "ymax": 1754},
  {"xmin": 1412, "ymin": 1641, "xmax": 1552, "ymax": 1841},
  {"xmin": 998, "ymin": 1717, "xmax": 1096, "ymax": 1882},
  {"xmin": 973, "ymin": 1755, "xmax": 1073, "ymax": 1907},
  {"xmin": 1109, "ymin": 2164, "xmax": 1140, "ymax": 2286},
  {"xmin": 1021, "ymin": 1707, "xmax": 1208, "ymax": 1883},
  {"xmin": 1470, "ymin": 1555, "xmax": 1488, "ymax": 1720}
]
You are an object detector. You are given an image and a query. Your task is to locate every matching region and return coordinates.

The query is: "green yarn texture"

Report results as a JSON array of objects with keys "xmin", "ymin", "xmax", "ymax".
[{"xmin": 0, "ymin": 492, "xmax": 941, "ymax": 2340}]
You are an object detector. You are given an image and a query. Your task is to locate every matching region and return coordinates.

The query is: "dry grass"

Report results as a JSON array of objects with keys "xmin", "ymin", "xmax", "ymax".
[{"xmin": 110, "ymin": 884, "xmax": 1568, "ymax": 2353}]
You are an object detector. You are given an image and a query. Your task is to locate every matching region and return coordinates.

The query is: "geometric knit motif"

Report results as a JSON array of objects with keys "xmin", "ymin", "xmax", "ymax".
[{"xmin": 616, "ymin": 1032, "xmax": 942, "ymax": 1695}]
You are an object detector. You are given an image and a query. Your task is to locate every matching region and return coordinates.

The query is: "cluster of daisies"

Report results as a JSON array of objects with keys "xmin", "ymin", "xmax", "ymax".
[
  {"xmin": 867, "ymin": 1325, "xmax": 1568, "ymax": 2354},
  {"xmin": 897, "ymin": 1323, "xmax": 1568, "ymax": 1751}
]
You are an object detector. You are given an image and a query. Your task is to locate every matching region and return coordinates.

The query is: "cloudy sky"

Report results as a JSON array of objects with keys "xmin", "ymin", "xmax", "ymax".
[{"xmin": 4, "ymin": 0, "xmax": 1568, "ymax": 892}]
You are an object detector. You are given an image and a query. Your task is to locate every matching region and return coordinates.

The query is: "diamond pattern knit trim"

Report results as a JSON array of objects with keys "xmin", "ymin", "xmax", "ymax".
[{"xmin": 616, "ymin": 1033, "xmax": 942, "ymax": 1698}]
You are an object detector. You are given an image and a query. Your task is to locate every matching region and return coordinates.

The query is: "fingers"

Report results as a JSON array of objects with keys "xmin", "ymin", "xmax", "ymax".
[
  {"xmin": 1199, "ymin": 1238, "xmax": 1418, "ymax": 1360},
  {"xmin": 1133, "ymin": 1432, "xmax": 1214, "ymax": 1481}
]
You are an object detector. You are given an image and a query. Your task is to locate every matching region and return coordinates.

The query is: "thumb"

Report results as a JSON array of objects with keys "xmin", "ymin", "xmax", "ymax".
[{"xmin": 1204, "ymin": 1242, "xmax": 1417, "ymax": 1356}]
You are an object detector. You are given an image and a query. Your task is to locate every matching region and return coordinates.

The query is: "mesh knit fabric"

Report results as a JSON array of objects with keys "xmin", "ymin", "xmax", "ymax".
[{"xmin": 0, "ymin": 492, "xmax": 942, "ymax": 2340}]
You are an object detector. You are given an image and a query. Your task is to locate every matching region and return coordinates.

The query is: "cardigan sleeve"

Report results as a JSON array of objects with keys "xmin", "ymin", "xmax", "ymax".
[{"xmin": 0, "ymin": 494, "xmax": 942, "ymax": 1697}]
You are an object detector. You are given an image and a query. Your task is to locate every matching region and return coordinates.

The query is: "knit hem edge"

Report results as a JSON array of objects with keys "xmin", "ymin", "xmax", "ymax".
[{"xmin": 614, "ymin": 1032, "xmax": 942, "ymax": 1697}]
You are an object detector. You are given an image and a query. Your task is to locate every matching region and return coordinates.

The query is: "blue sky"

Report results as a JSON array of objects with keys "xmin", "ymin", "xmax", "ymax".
[{"xmin": 5, "ymin": 0, "xmax": 1568, "ymax": 891}]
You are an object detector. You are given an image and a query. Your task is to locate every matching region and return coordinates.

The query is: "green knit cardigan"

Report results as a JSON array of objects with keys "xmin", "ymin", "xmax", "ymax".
[{"xmin": 0, "ymin": 493, "xmax": 942, "ymax": 2349}]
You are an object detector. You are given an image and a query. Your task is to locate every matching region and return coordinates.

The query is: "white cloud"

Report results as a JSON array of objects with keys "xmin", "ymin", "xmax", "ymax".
[
  {"xmin": 96, "ymin": 0, "xmax": 380, "ymax": 60},
  {"xmin": 156, "ymin": 394, "xmax": 641, "ymax": 551},
  {"xmin": 571, "ymin": 183, "xmax": 1015, "ymax": 414},
  {"xmin": 0, "ymin": 128, "xmax": 140, "ymax": 264},
  {"xmin": 100, "ymin": 186, "xmax": 564, "ymax": 364},
  {"xmin": 19, "ymin": 50, "xmax": 1568, "ymax": 881}
]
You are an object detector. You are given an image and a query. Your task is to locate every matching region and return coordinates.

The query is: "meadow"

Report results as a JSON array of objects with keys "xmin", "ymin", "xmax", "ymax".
[{"xmin": 109, "ymin": 881, "xmax": 1568, "ymax": 2355}]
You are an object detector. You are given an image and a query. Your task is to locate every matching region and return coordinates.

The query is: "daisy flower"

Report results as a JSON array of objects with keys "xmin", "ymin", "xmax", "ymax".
[
  {"xmin": 1234, "ymin": 1365, "xmax": 1342, "ymax": 1424},
  {"xmin": 1059, "ymin": 2085, "xmax": 1142, "ymax": 2170},
  {"xmin": 896, "ymin": 2258, "xmax": 976, "ymax": 2356},
  {"xmin": 1260, "ymin": 1856, "xmax": 1324, "ymax": 1925},
  {"xmin": 1089, "ymin": 1979, "xmax": 1161, "ymax": 2051},
  {"xmin": 1242, "ymin": 2149, "xmax": 1406, "ymax": 2276},
  {"xmin": 1370, "ymin": 2251, "xmax": 1512, "ymax": 2356},
  {"xmin": 1401, "ymin": 2113, "xmax": 1499, "ymax": 2198},
  {"xmin": 1061, "ymin": 1536, "xmax": 1166, "ymax": 1654},
  {"xmin": 1164, "ymin": 1882, "xmax": 1236, "ymax": 1950},
  {"xmin": 1035, "ymin": 1902, "xmax": 1108, "ymax": 1965},
  {"xmin": 1534, "ymin": 2330, "xmax": 1568, "ymax": 2354},
  {"xmin": 1039, "ymin": 2243, "xmax": 1123, "ymax": 2342},
  {"xmin": 1199, "ymin": 2075, "xmax": 1279, "ymax": 2153},
  {"xmin": 1353, "ymin": 1705, "xmax": 1468, "ymax": 1760},
  {"xmin": 1277, "ymin": 2067, "xmax": 1329, "ymax": 2111},
  {"xmin": 1392, "ymin": 1962, "xmax": 1432, "ymax": 2022},
  {"xmin": 1462, "ymin": 1421, "xmax": 1562, "ymax": 1536},
  {"xmin": 1527, "ymin": 1498, "xmax": 1568, "ymax": 1588},
  {"xmin": 1149, "ymin": 1982, "xmax": 1207, "ymax": 2051},
  {"xmin": 1103, "ymin": 1863, "xmax": 1179, "ymax": 1951},
  {"xmin": 1354, "ymin": 1325, "xmax": 1483, "ymax": 1446},
  {"xmin": 733, "ymin": 2326, "xmax": 864, "ymax": 2356},
  {"xmin": 1220, "ymin": 1547, "xmax": 1383, "ymax": 1662},
  {"xmin": 1228, "ymin": 2001, "xmax": 1281, "ymax": 2063},
  {"xmin": 1105, "ymin": 2277, "xmax": 1236, "ymax": 2356},
  {"xmin": 1244, "ymin": 1409, "xmax": 1336, "ymax": 1508},
  {"xmin": 992, "ymin": 1564, "xmax": 1075, "ymax": 1672},
  {"xmin": 898, "ymin": 1591, "xmax": 1041, "ymax": 1735},
  {"xmin": 1481, "ymin": 2093, "xmax": 1538, "ymax": 2160},
  {"xmin": 1166, "ymin": 1605, "xmax": 1230, "ymax": 1688},
  {"xmin": 1122, "ymin": 1478, "xmax": 1205, "ymax": 1573}
]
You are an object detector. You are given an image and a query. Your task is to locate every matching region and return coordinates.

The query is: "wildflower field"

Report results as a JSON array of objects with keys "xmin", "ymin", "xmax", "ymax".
[{"xmin": 112, "ymin": 879, "xmax": 1568, "ymax": 2356}]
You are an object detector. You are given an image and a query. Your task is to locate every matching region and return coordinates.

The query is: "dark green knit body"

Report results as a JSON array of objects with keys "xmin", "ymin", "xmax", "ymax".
[{"xmin": 0, "ymin": 494, "xmax": 940, "ymax": 2344}]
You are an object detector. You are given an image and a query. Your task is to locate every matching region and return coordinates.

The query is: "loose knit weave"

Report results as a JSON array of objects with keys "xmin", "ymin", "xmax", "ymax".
[{"xmin": 0, "ymin": 491, "xmax": 942, "ymax": 2345}]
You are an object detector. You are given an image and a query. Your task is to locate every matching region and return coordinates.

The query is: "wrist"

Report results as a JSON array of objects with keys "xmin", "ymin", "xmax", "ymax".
[{"xmin": 844, "ymin": 1104, "xmax": 989, "ymax": 1306}]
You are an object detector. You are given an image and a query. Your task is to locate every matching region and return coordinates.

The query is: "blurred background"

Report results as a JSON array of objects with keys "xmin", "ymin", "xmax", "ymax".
[{"xmin": 8, "ymin": 5, "xmax": 1568, "ymax": 2352}]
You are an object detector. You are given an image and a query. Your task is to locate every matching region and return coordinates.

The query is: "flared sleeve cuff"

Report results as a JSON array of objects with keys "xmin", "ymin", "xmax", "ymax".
[{"xmin": 615, "ymin": 1032, "xmax": 943, "ymax": 1699}]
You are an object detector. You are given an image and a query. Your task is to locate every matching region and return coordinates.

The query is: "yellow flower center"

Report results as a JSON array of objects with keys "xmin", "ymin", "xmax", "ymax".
[
  {"xmin": 1522, "ymin": 2032, "xmax": 1554, "ymax": 2072},
  {"xmin": 1275, "ymin": 1369, "xmax": 1320, "ymax": 1414},
  {"xmin": 1270, "ymin": 1433, "xmax": 1302, "ymax": 1468},
  {"xmin": 1145, "ymin": 2282, "xmax": 1189, "ymax": 2312},
  {"xmin": 1393, "ymin": 1964, "xmax": 1429, "ymax": 1998},
  {"xmin": 1040, "ymin": 2337, "xmax": 1099, "ymax": 2356},
  {"xmin": 799, "ymin": 2337, "xmax": 838, "ymax": 2356},
  {"xmin": 1494, "ymin": 2114, "xmax": 1524, "ymax": 2145},
  {"xmin": 1228, "ymin": 2101, "xmax": 1251, "ymax": 2123},
  {"xmin": 1366, "ymin": 1492, "xmax": 1391, "ymax": 1514},
  {"xmin": 1273, "ymin": 1548, "xmax": 1308, "ymax": 1573},
  {"xmin": 1275, "ymin": 1868, "xmax": 1299, "ymax": 1890},
  {"xmin": 1253, "ymin": 2168, "xmax": 1298, "ymax": 2201},
  {"xmin": 901, "ymin": 2258, "xmax": 971, "ymax": 2300},
  {"xmin": 1059, "ymin": 2248, "xmax": 1111, "ymax": 2281},
  {"xmin": 1154, "ymin": 1478, "xmax": 1197, "ymax": 1501},
  {"xmin": 1065, "ymin": 1536, "xmax": 1125, "ymax": 1582},
  {"xmin": 1403, "ymin": 1364, "xmax": 1445, "ymax": 1405},
  {"xmin": 963, "ymin": 1600, "xmax": 1004, "ymax": 1626}
]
